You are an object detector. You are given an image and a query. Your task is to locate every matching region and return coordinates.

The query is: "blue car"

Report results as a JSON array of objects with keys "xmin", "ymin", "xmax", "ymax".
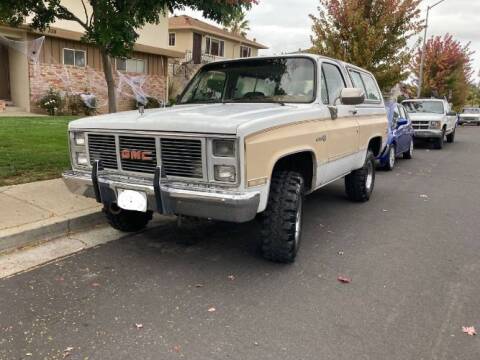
[{"xmin": 378, "ymin": 102, "xmax": 414, "ymax": 170}]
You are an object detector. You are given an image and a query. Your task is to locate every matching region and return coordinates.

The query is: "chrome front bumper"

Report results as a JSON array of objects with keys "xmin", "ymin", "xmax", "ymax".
[
  {"xmin": 413, "ymin": 129, "xmax": 443, "ymax": 138},
  {"xmin": 63, "ymin": 170, "xmax": 260, "ymax": 223}
]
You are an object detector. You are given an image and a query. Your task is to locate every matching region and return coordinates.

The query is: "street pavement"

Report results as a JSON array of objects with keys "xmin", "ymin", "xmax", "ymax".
[{"xmin": 1, "ymin": 127, "xmax": 480, "ymax": 360}]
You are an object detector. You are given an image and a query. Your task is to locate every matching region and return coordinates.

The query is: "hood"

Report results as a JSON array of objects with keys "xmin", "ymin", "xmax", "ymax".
[
  {"xmin": 459, "ymin": 113, "xmax": 480, "ymax": 118},
  {"xmin": 408, "ymin": 113, "xmax": 444, "ymax": 121},
  {"xmin": 68, "ymin": 103, "xmax": 303, "ymax": 135}
]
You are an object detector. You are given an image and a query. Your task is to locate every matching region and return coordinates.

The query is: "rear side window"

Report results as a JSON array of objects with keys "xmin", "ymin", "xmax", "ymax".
[
  {"xmin": 321, "ymin": 63, "xmax": 346, "ymax": 105},
  {"xmin": 360, "ymin": 73, "xmax": 381, "ymax": 101}
]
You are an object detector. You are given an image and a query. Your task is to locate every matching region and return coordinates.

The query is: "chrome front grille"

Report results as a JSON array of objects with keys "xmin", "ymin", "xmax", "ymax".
[
  {"xmin": 86, "ymin": 133, "xmax": 205, "ymax": 179},
  {"xmin": 87, "ymin": 134, "xmax": 118, "ymax": 169},
  {"xmin": 412, "ymin": 121, "xmax": 429, "ymax": 130},
  {"xmin": 160, "ymin": 138, "xmax": 203, "ymax": 179},
  {"xmin": 119, "ymin": 136, "xmax": 157, "ymax": 174}
]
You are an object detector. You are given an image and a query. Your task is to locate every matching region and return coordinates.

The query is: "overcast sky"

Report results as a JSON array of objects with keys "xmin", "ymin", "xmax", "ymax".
[{"xmin": 177, "ymin": 0, "xmax": 480, "ymax": 83}]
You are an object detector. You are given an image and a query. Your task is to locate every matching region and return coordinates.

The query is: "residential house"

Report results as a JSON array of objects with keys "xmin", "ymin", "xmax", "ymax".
[
  {"xmin": 0, "ymin": 1, "xmax": 182, "ymax": 114},
  {"xmin": 168, "ymin": 15, "xmax": 268, "ymax": 64}
]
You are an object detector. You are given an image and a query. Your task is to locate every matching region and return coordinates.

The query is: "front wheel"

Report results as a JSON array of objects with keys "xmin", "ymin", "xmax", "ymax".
[
  {"xmin": 260, "ymin": 171, "xmax": 305, "ymax": 263},
  {"xmin": 446, "ymin": 129, "xmax": 455, "ymax": 143},
  {"xmin": 403, "ymin": 140, "xmax": 414, "ymax": 159},
  {"xmin": 434, "ymin": 129, "xmax": 445, "ymax": 149},
  {"xmin": 383, "ymin": 145, "xmax": 396, "ymax": 171},
  {"xmin": 345, "ymin": 151, "xmax": 375, "ymax": 202},
  {"xmin": 103, "ymin": 204, "xmax": 152, "ymax": 232}
]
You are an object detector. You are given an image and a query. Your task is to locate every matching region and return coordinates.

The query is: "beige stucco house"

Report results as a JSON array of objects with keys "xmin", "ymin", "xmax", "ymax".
[
  {"xmin": 0, "ymin": 1, "xmax": 182, "ymax": 114},
  {"xmin": 168, "ymin": 15, "xmax": 268, "ymax": 64}
]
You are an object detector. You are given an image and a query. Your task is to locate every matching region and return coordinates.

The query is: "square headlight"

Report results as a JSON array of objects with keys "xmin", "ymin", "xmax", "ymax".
[
  {"xmin": 214, "ymin": 165, "xmax": 236, "ymax": 182},
  {"xmin": 213, "ymin": 139, "xmax": 235, "ymax": 157},
  {"xmin": 430, "ymin": 121, "xmax": 441, "ymax": 129},
  {"xmin": 74, "ymin": 132, "xmax": 86, "ymax": 146}
]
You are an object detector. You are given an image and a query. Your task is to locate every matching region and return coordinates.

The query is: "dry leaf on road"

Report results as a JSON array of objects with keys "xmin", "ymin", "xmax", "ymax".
[
  {"xmin": 337, "ymin": 276, "xmax": 351, "ymax": 284},
  {"xmin": 462, "ymin": 326, "xmax": 476, "ymax": 336},
  {"xmin": 135, "ymin": 323, "xmax": 144, "ymax": 329},
  {"xmin": 208, "ymin": 307, "xmax": 216, "ymax": 312}
]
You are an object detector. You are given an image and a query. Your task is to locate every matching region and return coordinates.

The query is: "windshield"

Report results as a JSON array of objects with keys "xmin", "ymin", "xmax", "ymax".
[
  {"xmin": 403, "ymin": 101, "xmax": 444, "ymax": 114},
  {"xmin": 179, "ymin": 57, "xmax": 315, "ymax": 104},
  {"xmin": 463, "ymin": 108, "xmax": 480, "ymax": 114}
]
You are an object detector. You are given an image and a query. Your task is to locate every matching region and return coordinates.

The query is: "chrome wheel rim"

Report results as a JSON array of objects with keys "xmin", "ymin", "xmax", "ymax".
[
  {"xmin": 366, "ymin": 161, "xmax": 374, "ymax": 190},
  {"xmin": 294, "ymin": 196, "xmax": 303, "ymax": 249},
  {"xmin": 389, "ymin": 147, "xmax": 395, "ymax": 168}
]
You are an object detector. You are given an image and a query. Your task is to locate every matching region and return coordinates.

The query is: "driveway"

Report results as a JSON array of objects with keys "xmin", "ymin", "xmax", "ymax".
[{"xmin": 1, "ymin": 127, "xmax": 479, "ymax": 360}]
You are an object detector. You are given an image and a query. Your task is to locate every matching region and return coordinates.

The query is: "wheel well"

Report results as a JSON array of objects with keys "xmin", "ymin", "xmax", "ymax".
[
  {"xmin": 368, "ymin": 137, "xmax": 383, "ymax": 157},
  {"xmin": 272, "ymin": 152, "xmax": 314, "ymax": 191}
]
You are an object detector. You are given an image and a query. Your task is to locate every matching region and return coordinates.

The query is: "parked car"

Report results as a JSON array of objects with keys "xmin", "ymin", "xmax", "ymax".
[
  {"xmin": 402, "ymin": 98, "xmax": 457, "ymax": 149},
  {"xmin": 63, "ymin": 54, "xmax": 388, "ymax": 263},
  {"xmin": 378, "ymin": 102, "xmax": 414, "ymax": 170},
  {"xmin": 458, "ymin": 107, "xmax": 480, "ymax": 126}
]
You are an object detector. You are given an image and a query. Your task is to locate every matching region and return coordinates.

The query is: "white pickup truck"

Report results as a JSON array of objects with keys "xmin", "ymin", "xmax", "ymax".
[
  {"xmin": 402, "ymin": 98, "xmax": 457, "ymax": 149},
  {"xmin": 63, "ymin": 54, "xmax": 387, "ymax": 263}
]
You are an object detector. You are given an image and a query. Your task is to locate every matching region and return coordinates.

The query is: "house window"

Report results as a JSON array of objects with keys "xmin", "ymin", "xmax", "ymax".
[
  {"xmin": 116, "ymin": 58, "xmax": 146, "ymax": 73},
  {"xmin": 205, "ymin": 37, "xmax": 224, "ymax": 57},
  {"xmin": 240, "ymin": 46, "xmax": 252, "ymax": 58},
  {"xmin": 169, "ymin": 33, "xmax": 176, "ymax": 47},
  {"xmin": 63, "ymin": 48, "xmax": 86, "ymax": 67}
]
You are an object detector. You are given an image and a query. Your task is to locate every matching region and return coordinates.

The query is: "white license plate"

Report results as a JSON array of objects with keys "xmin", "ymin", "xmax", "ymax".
[{"xmin": 117, "ymin": 189, "xmax": 147, "ymax": 212}]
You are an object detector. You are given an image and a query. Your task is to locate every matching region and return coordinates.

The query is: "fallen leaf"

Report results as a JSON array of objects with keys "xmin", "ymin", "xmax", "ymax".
[
  {"xmin": 419, "ymin": 194, "xmax": 429, "ymax": 199},
  {"xmin": 135, "ymin": 323, "xmax": 144, "ymax": 329},
  {"xmin": 173, "ymin": 345, "xmax": 181, "ymax": 353},
  {"xmin": 90, "ymin": 282, "xmax": 101, "ymax": 288},
  {"xmin": 195, "ymin": 284, "xmax": 204, "ymax": 288},
  {"xmin": 462, "ymin": 326, "xmax": 476, "ymax": 336},
  {"xmin": 227, "ymin": 275, "xmax": 235, "ymax": 281},
  {"xmin": 382, "ymin": 209, "xmax": 389, "ymax": 212},
  {"xmin": 25, "ymin": 353, "xmax": 32, "ymax": 357},
  {"xmin": 337, "ymin": 276, "xmax": 351, "ymax": 284},
  {"xmin": 63, "ymin": 347, "xmax": 74, "ymax": 358},
  {"xmin": 208, "ymin": 307, "xmax": 216, "ymax": 312},
  {"xmin": 337, "ymin": 250, "xmax": 344, "ymax": 256}
]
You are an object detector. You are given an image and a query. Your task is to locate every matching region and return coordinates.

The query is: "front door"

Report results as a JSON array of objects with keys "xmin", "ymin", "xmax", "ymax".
[
  {"xmin": 0, "ymin": 44, "xmax": 11, "ymax": 100},
  {"xmin": 320, "ymin": 61, "xmax": 359, "ymax": 182},
  {"xmin": 192, "ymin": 33, "xmax": 202, "ymax": 64}
]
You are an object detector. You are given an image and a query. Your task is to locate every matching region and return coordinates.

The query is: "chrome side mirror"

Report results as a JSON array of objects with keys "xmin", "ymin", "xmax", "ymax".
[{"xmin": 340, "ymin": 88, "xmax": 365, "ymax": 105}]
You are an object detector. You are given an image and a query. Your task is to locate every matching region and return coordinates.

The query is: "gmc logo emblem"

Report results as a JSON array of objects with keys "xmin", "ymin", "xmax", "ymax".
[{"xmin": 121, "ymin": 149, "xmax": 153, "ymax": 161}]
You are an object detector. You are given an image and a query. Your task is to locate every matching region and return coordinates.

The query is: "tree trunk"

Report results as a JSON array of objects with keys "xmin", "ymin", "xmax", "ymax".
[{"xmin": 100, "ymin": 49, "xmax": 117, "ymax": 113}]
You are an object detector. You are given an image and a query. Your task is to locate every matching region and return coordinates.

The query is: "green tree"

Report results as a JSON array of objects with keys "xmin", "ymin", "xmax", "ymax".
[
  {"xmin": 309, "ymin": 0, "xmax": 423, "ymax": 92},
  {"xmin": 0, "ymin": 0, "xmax": 256, "ymax": 113},
  {"xmin": 466, "ymin": 84, "xmax": 480, "ymax": 108},
  {"xmin": 223, "ymin": 10, "xmax": 250, "ymax": 36},
  {"xmin": 411, "ymin": 34, "xmax": 474, "ymax": 110}
]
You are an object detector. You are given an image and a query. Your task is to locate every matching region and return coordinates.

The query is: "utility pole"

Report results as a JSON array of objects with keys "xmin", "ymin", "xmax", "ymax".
[{"xmin": 417, "ymin": 0, "xmax": 447, "ymax": 98}]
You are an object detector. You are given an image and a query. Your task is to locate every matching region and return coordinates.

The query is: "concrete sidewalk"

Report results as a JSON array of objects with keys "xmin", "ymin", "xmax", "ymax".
[{"xmin": 0, "ymin": 178, "xmax": 104, "ymax": 253}]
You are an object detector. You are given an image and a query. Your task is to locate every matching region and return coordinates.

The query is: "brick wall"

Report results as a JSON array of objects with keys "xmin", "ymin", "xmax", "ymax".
[{"xmin": 29, "ymin": 62, "xmax": 166, "ymax": 115}]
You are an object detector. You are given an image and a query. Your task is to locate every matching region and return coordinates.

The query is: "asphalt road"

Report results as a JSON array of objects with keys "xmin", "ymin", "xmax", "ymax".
[{"xmin": 1, "ymin": 127, "xmax": 480, "ymax": 360}]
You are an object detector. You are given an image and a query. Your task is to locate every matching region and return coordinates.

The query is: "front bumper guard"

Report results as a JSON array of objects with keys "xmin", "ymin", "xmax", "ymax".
[{"xmin": 63, "ymin": 168, "xmax": 260, "ymax": 223}]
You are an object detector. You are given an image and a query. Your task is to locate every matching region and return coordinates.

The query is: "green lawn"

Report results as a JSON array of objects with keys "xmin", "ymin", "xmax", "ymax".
[{"xmin": 0, "ymin": 116, "xmax": 79, "ymax": 186}]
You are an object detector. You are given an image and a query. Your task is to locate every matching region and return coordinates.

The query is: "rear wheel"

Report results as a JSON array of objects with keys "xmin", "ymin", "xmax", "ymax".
[
  {"xmin": 403, "ymin": 140, "xmax": 414, "ymax": 159},
  {"xmin": 345, "ymin": 151, "xmax": 375, "ymax": 202},
  {"xmin": 446, "ymin": 129, "xmax": 455, "ymax": 143},
  {"xmin": 103, "ymin": 204, "xmax": 152, "ymax": 232},
  {"xmin": 260, "ymin": 171, "xmax": 305, "ymax": 263},
  {"xmin": 383, "ymin": 145, "xmax": 396, "ymax": 171}
]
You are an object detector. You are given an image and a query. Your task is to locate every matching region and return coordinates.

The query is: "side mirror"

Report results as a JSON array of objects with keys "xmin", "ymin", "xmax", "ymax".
[
  {"xmin": 447, "ymin": 111, "xmax": 457, "ymax": 116},
  {"xmin": 397, "ymin": 119, "xmax": 408, "ymax": 127},
  {"xmin": 340, "ymin": 88, "xmax": 365, "ymax": 105}
]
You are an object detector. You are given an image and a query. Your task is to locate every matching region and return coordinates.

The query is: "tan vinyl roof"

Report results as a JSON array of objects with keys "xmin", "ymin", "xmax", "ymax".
[{"xmin": 169, "ymin": 15, "xmax": 268, "ymax": 49}]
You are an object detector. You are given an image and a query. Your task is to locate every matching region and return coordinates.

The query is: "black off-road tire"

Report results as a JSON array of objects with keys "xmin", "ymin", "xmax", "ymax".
[
  {"xmin": 403, "ymin": 139, "xmax": 414, "ymax": 159},
  {"xmin": 345, "ymin": 151, "xmax": 375, "ymax": 202},
  {"xmin": 446, "ymin": 129, "xmax": 455, "ymax": 143},
  {"xmin": 383, "ymin": 145, "xmax": 396, "ymax": 171},
  {"xmin": 434, "ymin": 129, "xmax": 445, "ymax": 149},
  {"xmin": 260, "ymin": 171, "xmax": 305, "ymax": 263},
  {"xmin": 103, "ymin": 204, "xmax": 153, "ymax": 232}
]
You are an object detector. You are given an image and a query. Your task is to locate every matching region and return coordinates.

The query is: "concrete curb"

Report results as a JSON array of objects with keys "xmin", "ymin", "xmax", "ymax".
[{"xmin": 0, "ymin": 208, "xmax": 106, "ymax": 254}]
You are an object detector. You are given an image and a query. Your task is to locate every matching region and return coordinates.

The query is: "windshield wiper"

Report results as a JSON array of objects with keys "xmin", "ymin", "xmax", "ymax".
[{"xmin": 225, "ymin": 98, "xmax": 286, "ymax": 106}]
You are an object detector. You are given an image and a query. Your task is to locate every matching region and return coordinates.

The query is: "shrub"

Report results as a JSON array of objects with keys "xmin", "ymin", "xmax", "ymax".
[
  {"xmin": 38, "ymin": 88, "xmax": 63, "ymax": 116},
  {"xmin": 66, "ymin": 93, "xmax": 97, "ymax": 116}
]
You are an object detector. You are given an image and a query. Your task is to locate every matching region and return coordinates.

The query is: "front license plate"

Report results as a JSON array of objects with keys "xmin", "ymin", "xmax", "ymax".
[{"xmin": 117, "ymin": 189, "xmax": 147, "ymax": 212}]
